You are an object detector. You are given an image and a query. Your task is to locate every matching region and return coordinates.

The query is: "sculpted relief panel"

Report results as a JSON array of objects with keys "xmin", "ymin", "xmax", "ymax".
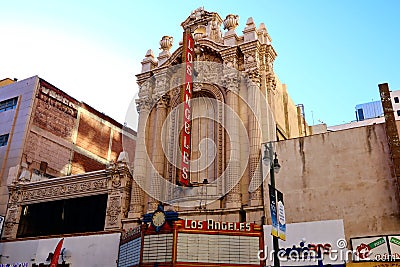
[{"xmin": 3, "ymin": 163, "xmax": 133, "ymax": 239}]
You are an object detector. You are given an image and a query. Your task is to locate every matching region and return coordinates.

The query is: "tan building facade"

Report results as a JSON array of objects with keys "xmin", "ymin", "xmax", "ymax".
[{"xmin": 123, "ymin": 8, "xmax": 310, "ymax": 229}]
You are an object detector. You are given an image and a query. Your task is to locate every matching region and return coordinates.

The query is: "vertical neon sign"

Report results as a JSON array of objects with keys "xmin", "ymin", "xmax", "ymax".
[{"xmin": 180, "ymin": 30, "xmax": 194, "ymax": 186}]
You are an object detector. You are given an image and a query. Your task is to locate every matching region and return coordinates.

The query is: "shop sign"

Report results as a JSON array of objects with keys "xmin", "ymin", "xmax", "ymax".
[
  {"xmin": 264, "ymin": 219, "xmax": 346, "ymax": 266},
  {"xmin": 351, "ymin": 235, "xmax": 400, "ymax": 262},
  {"xmin": 184, "ymin": 219, "xmax": 253, "ymax": 232},
  {"xmin": 277, "ymin": 240, "xmax": 333, "ymax": 259},
  {"xmin": 388, "ymin": 236, "xmax": 400, "ymax": 261},
  {"xmin": 179, "ymin": 29, "xmax": 194, "ymax": 186}
]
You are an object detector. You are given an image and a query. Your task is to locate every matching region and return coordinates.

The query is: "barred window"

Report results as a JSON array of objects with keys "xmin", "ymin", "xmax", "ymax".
[
  {"xmin": 0, "ymin": 97, "xmax": 18, "ymax": 112},
  {"xmin": 0, "ymin": 134, "xmax": 9, "ymax": 147}
]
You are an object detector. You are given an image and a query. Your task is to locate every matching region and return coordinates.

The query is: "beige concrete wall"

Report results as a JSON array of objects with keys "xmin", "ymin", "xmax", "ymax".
[
  {"xmin": 284, "ymin": 85, "xmax": 303, "ymax": 138},
  {"xmin": 271, "ymin": 76, "xmax": 286, "ymax": 138},
  {"xmin": 275, "ymin": 123, "xmax": 400, "ymax": 239},
  {"xmin": 268, "ymin": 75, "xmax": 307, "ymax": 139}
]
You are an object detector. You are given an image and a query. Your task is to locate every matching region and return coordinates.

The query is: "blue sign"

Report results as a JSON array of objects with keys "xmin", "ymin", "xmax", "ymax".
[{"xmin": 269, "ymin": 185, "xmax": 278, "ymax": 237}]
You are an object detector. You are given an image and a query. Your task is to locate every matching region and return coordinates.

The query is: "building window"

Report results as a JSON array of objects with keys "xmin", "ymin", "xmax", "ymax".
[
  {"xmin": 397, "ymin": 110, "xmax": 400, "ymax": 116},
  {"xmin": 395, "ymin": 97, "xmax": 400, "ymax": 103},
  {"xmin": 0, "ymin": 97, "xmax": 18, "ymax": 112},
  {"xmin": 0, "ymin": 134, "xmax": 9, "ymax": 147}
]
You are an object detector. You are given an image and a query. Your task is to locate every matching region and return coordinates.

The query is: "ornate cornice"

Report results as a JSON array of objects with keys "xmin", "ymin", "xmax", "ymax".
[
  {"xmin": 4, "ymin": 163, "xmax": 133, "ymax": 239},
  {"xmin": 136, "ymin": 72, "xmax": 153, "ymax": 86},
  {"xmin": 8, "ymin": 170, "xmax": 109, "ymax": 205}
]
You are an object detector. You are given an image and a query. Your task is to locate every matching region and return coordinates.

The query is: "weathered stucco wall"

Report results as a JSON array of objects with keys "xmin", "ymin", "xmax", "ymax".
[{"xmin": 275, "ymin": 123, "xmax": 400, "ymax": 239}]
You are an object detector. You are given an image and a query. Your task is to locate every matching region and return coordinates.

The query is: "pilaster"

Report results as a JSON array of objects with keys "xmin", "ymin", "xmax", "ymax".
[
  {"xmin": 128, "ymin": 97, "xmax": 153, "ymax": 219},
  {"xmin": 221, "ymin": 47, "xmax": 242, "ymax": 208},
  {"xmin": 105, "ymin": 163, "xmax": 132, "ymax": 230},
  {"xmin": 148, "ymin": 95, "xmax": 169, "ymax": 211},
  {"xmin": 3, "ymin": 190, "xmax": 22, "ymax": 239}
]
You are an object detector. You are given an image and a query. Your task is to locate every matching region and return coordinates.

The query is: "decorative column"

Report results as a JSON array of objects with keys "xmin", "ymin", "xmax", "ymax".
[
  {"xmin": 105, "ymin": 162, "xmax": 132, "ymax": 230},
  {"xmin": 3, "ymin": 189, "xmax": 22, "ymax": 239},
  {"xmin": 246, "ymin": 70, "xmax": 263, "ymax": 206},
  {"xmin": 148, "ymin": 95, "xmax": 169, "ymax": 211},
  {"xmin": 241, "ymin": 35, "xmax": 263, "ymax": 206},
  {"xmin": 128, "ymin": 96, "xmax": 153, "ymax": 219},
  {"xmin": 221, "ymin": 48, "xmax": 242, "ymax": 208}
]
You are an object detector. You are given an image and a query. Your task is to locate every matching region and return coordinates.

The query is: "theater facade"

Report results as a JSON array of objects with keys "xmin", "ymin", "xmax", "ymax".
[{"xmin": 124, "ymin": 7, "xmax": 309, "ymax": 229}]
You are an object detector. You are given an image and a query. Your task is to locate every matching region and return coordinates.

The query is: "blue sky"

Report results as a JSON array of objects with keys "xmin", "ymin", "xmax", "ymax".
[{"xmin": 1, "ymin": 1, "xmax": 399, "ymax": 127}]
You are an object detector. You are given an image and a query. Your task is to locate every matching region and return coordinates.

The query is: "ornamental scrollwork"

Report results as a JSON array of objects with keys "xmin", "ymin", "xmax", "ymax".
[
  {"xmin": 107, "ymin": 196, "xmax": 121, "ymax": 226},
  {"xmin": 19, "ymin": 179, "xmax": 108, "ymax": 203},
  {"xmin": 136, "ymin": 97, "xmax": 154, "ymax": 113},
  {"xmin": 111, "ymin": 174, "xmax": 121, "ymax": 188}
]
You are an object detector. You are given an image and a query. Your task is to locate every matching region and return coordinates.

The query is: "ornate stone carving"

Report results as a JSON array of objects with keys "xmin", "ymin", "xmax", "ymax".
[
  {"xmin": 111, "ymin": 174, "xmax": 121, "ymax": 188},
  {"xmin": 4, "ymin": 164, "xmax": 133, "ymax": 239},
  {"xmin": 136, "ymin": 98, "xmax": 153, "ymax": 113},
  {"xmin": 141, "ymin": 49, "xmax": 158, "ymax": 73},
  {"xmin": 209, "ymin": 20, "xmax": 223, "ymax": 43},
  {"xmin": 10, "ymin": 190, "xmax": 21, "ymax": 203},
  {"xmin": 107, "ymin": 196, "xmax": 121, "ymax": 226},
  {"xmin": 246, "ymin": 69, "xmax": 261, "ymax": 88},
  {"xmin": 190, "ymin": 7, "xmax": 206, "ymax": 20},
  {"xmin": 182, "ymin": 7, "xmax": 223, "ymax": 44},
  {"xmin": 138, "ymin": 82, "xmax": 151, "ymax": 98},
  {"xmin": 3, "ymin": 206, "xmax": 21, "ymax": 239},
  {"xmin": 19, "ymin": 179, "xmax": 108, "ymax": 203},
  {"xmin": 155, "ymin": 94, "xmax": 170, "ymax": 109},
  {"xmin": 160, "ymin": 36, "xmax": 173, "ymax": 52},
  {"xmin": 223, "ymin": 14, "xmax": 239, "ymax": 31}
]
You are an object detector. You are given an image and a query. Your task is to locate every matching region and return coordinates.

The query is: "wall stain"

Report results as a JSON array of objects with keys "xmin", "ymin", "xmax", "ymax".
[
  {"xmin": 366, "ymin": 126, "xmax": 372, "ymax": 154},
  {"xmin": 299, "ymin": 138, "xmax": 306, "ymax": 188}
]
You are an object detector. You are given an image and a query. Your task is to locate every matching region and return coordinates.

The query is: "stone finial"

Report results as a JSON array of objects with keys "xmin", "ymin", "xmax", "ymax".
[
  {"xmin": 223, "ymin": 14, "xmax": 239, "ymax": 32},
  {"xmin": 243, "ymin": 17, "xmax": 257, "ymax": 42},
  {"xmin": 223, "ymin": 14, "xmax": 239, "ymax": 46},
  {"xmin": 258, "ymin": 23, "xmax": 272, "ymax": 44},
  {"xmin": 158, "ymin": 36, "xmax": 173, "ymax": 66},
  {"xmin": 141, "ymin": 49, "xmax": 157, "ymax": 73},
  {"xmin": 190, "ymin": 7, "xmax": 205, "ymax": 20},
  {"xmin": 117, "ymin": 151, "xmax": 130, "ymax": 163},
  {"xmin": 159, "ymin": 36, "xmax": 173, "ymax": 52},
  {"xmin": 145, "ymin": 49, "xmax": 154, "ymax": 58}
]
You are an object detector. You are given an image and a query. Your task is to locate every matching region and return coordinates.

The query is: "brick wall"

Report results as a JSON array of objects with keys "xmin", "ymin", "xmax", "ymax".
[
  {"xmin": 71, "ymin": 152, "xmax": 105, "ymax": 174},
  {"xmin": 23, "ymin": 79, "xmax": 137, "ymax": 177},
  {"xmin": 25, "ymin": 131, "xmax": 71, "ymax": 176},
  {"xmin": 33, "ymin": 84, "xmax": 78, "ymax": 141},
  {"xmin": 121, "ymin": 130, "xmax": 136, "ymax": 165},
  {"xmin": 76, "ymin": 112, "xmax": 111, "ymax": 160}
]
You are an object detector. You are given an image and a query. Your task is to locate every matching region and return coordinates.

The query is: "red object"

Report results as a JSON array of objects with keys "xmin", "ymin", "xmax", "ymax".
[
  {"xmin": 180, "ymin": 30, "xmax": 194, "ymax": 186},
  {"xmin": 50, "ymin": 238, "xmax": 64, "ymax": 267},
  {"xmin": 356, "ymin": 243, "xmax": 371, "ymax": 259}
]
